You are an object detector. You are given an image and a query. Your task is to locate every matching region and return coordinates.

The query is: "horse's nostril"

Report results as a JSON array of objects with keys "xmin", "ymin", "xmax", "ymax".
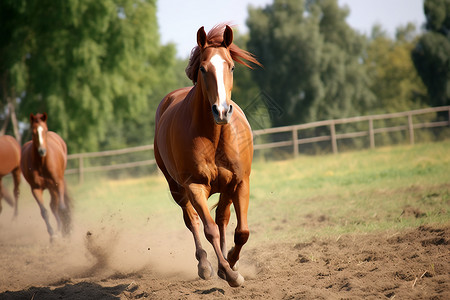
[
  {"xmin": 38, "ymin": 148, "xmax": 47, "ymax": 157},
  {"xmin": 228, "ymin": 104, "xmax": 233, "ymax": 115},
  {"xmin": 212, "ymin": 104, "xmax": 219, "ymax": 116}
]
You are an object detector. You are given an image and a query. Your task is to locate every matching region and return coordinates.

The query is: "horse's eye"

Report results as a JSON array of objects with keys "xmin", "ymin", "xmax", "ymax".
[
  {"xmin": 231, "ymin": 65, "xmax": 235, "ymax": 72},
  {"xmin": 199, "ymin": 66, "xmax": 206, "ymax": 73}
]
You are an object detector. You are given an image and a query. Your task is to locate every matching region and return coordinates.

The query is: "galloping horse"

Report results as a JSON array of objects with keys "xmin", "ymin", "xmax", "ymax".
[
  {"xmin": 21, "ymin": 113, "xmax": 72, "ymax": 241},
  {"xmin": 0, "ymin": 135, "xmax": 21, "ymax": 217},
  {"xmin": 154, "ymin": 24, "xmax": 260, "ymax": 287}
]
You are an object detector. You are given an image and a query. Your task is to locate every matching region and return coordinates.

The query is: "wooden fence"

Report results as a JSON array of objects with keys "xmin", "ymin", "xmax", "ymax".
[{"xmin": 66, "ymin": 106, "xmax": 450, "ymax": 183}]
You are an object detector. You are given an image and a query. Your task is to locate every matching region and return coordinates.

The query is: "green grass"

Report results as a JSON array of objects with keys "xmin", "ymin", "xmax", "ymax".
[
  {"xmin": 7, "ymin": 141, "xmax": 449, "ymax": 243},
  {"xmin": 249, "ymin": 141, "xmax": 450, "ymax": 242}
]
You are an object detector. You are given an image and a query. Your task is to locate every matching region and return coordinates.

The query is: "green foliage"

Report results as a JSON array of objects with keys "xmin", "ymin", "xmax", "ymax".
[
  {"xmin": 0, "ymin": 0, "xmax": 180, "ymax": 152},
  {"xmin": 365, "ymin": 24, "xmax": 428, "ymax": 113},
  {"xmin": 247, "ymin": 0, "xmax": 375, "ymax": 127},
  {"xmin": 412, "ymin": 0, "xmax": 450, "ymax": 107},
  {"xmin": 249, "ymin": 140, "xmax": 450, "ymax": 240}
]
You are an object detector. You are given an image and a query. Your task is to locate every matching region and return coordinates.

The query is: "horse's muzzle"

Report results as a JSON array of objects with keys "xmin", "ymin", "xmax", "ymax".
[
  {"xmin": 212, "ymin": 104, "xmax": 233, "ymax": 125},
  {"xmin": 38, "ymin": 147, "xmax": 47, "ymax": 157}
]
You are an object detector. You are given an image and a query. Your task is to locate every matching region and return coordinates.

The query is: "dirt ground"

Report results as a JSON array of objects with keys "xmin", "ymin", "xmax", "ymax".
[{"xmin": 0, "ymin": 203, "xmax": 449, "ymax": 300}]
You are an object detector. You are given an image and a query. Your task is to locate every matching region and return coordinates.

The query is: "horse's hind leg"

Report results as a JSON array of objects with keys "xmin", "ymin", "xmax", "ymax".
[
  {"xmin": 0, "ymin": 178, "xmax": 3, "ymax": 215},
  {"xmin": 0, "ymin": 177, "xmax": 15, "ymax": 215},
  {"xmin": 32, "ymin": 188, "xmax": 55, "ymax": 241},
  {"xmin": 49, "ymin": 188, "xmax": 63, "ymax": 234},
  {"xmin": 58, "ymin": 181, "xmax": 72, "ymax": 236},
  {"xmin": 12, "ymin": 167, "xmax": 20, "ymax": 218}
]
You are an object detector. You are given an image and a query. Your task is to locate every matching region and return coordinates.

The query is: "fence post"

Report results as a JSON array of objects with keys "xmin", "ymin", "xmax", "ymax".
[
  {"xmin": 78, "ymin": 156, "xmax": 84, "ymax": 184},
  {"xmin": 407, "ymin": 113, "xmax": 414, "ymax": 145},
  {"xmin": 292, "ymin": 127, "xmax": 298, "ymax": 157},
  {"xmin": 369, "ymin": 118, "xmax": 375, "ymax": 149},
  {"xmin": 330, "ymin": 121, "xmax": 338, "ymax": 154},
  {"xmin": 448, "ymin": 107, "xmax": 450, "ymax": 127}
]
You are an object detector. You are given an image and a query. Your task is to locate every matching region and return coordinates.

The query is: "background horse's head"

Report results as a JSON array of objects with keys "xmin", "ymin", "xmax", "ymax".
[
  {"xmin": 30, "ymin": 112, "xmax": 49, "ymax": 157},
  {"xmin": 186, "ymin": 24, "xmax": 261, "ymax": 125}
]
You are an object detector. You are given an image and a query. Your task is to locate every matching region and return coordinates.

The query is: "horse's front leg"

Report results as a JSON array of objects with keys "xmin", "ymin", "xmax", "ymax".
[
  {"xmin": 187, "ymin": 183, "xmax": 244, "ymax": 287},
  {"xmin": 182, "ymin": 202, "xmax": 213, "ymax": 280},
  {"xmin": 31, "ymin": 188, "xmax": 55, "ymax": 241},
  {"xmin": 227, "ymin": 179, "xmax": 250, "ymax": 270}
]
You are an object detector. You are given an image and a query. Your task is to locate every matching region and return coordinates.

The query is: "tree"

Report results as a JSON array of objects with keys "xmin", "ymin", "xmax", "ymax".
[
  {"xmin": 0, "ymin": 0, "xmax": 29, "ymax": 141},
  {"xmin": 412, "ymin": 0, "xmax": 450, "ymax": 107},
  {"xmin": 246, "ymin": 0, "xmax": 374, "ymax": 127},
  {"xmin": 365, "ymin": 24, "xmax": 428, "ymax": 113},
  {"xmin": 4, "ymin": 0, "xmax": 176, "ymax": 153}
]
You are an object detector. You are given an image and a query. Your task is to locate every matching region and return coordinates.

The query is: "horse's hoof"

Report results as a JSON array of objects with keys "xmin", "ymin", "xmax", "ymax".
[
  {"xmin": 198, "ymin": 260, "xmax": 214, "ymax": 280},
  {"xmin": 228, "ymin": 272, "xmax": 244, "ymax": 287},
  {"xmin": 218, "ymin": 269, "xmax": 245, "ymax": 287},
  {"xmin": 50, "ymin": 234, "xmax": 60, "ymax": 243}
]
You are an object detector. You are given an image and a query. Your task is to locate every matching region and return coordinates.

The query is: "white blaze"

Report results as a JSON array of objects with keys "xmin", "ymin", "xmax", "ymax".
[
  {"xmin": 210, "ymin": 54, "xmax": 227, "ymax": 111},
  {"xmin": 37, "ymin": 126, "xmax": 44, "ymax": 146}
]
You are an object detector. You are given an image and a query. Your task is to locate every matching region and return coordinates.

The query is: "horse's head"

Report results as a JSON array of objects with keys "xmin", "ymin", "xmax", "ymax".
[
  {"xmin": 30, "ymin": 112, "xmax": 48, "ymax": 157},
  {"xmin": 196, "ymin": 25, "xmax": 235, "ymax": 125}
]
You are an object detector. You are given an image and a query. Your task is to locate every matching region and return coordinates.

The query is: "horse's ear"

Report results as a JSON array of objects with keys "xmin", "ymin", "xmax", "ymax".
[
  {"xmin": 222, "ymin": 25, "xmax": 233, "ymax": 48},
  {"xmin": 197, "ymin": 26, "xmax": 208, "ymax": 49},
  {"xmin": 30, "ymin": 113, "xmax": 35, "ymax": 123},
  {"xmin": 42, "ymin": 112, "xmax": 48, "ymax": 122}
]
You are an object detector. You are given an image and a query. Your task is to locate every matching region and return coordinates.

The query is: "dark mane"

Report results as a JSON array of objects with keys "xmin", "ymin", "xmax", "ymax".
[{"xmin": 185, "ymin": 23, "xmax": 262, "ymax": 84}]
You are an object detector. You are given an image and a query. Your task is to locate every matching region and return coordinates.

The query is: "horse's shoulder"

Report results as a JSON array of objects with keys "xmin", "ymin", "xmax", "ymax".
[
  {"xmin": 48, "ymin": 131, "xmax": 67, "ymax": 154},
  {"xmin": 21, "ymin": 140, "xmax": 33, "ymax": 154},
  {"xmin": 230, "ymin": 101, "xmax": 252, "ymax": 131},
  {"xmin": 157, "ymin": 87, "xmax": 192, "ymax": 120}
]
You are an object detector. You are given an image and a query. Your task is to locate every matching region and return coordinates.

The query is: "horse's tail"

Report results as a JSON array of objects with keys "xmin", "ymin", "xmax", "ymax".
[{"xmin": 61, "ymin": 180, "xmax": 73, "ymax": 236}]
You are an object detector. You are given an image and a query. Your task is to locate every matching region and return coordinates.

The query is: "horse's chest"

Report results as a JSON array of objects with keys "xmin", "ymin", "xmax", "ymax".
[
  {"xmin": 195, "ymin": 151, "xmax": 239, "ymax": 190},
  {"xmin": 28, "ymin": 165, "xmax": 58, "ymax": 188}
]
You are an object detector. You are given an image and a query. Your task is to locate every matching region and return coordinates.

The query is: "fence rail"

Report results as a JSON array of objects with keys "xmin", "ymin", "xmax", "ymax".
[{"xmin": 66, "ymin": 106, "xmax": 450, "ymax": 183}]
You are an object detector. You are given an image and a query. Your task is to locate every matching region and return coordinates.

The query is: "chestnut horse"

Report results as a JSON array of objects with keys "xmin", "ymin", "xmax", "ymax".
[
  {"xmin": 21, "ymin": 113, "xmax": 72, "ymax": 241},
  {"xmin": 154, "ymin": 24, "xmax": 260, "ymax": 287},
  {"xmin": 0, "ymin": 135, "xmax": 21, "ymax": 217}
]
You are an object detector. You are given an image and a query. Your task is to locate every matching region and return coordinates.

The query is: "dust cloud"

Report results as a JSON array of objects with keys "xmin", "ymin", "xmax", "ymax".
[{"xmin": 0, "ymin": 198, "xmax": 200, "ymax": 291}]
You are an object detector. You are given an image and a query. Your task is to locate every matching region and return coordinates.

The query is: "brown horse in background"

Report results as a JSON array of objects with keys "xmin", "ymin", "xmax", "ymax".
[
  {"xmin": 20, "ymin": 113, "xmax": 72, "ymax": 241},
  {"xmin": 0, "ymin": 135, "xmax": 21, "ymax": 217},
  {"xmin": 154, "ymin": 24, "xmax": 260, "ymax": 287}
]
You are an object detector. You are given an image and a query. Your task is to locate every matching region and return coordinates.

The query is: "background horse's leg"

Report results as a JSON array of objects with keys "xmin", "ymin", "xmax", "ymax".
[
  {"xmin": 182, "ymin": 203, "xmax": 213, "ymax": 280},
  {"xmin": 187, "ymin": 183, "xmax": 244, "ymax": 287},
  {"xmin": 32, "ymin": 188, "xmax": 55, "ymax": 241},
  {"xmin": 0, "ymin": 178, "xmax": 15, "ymax": 215},
  {"xmin": 49, "ymin": 188, "xmax": 62, "ymax": 233},
  {"xmin": 227, "ymin": 179, "xmax": 250, "ymax": 270},
  {"xmin": 215, "ymin": 193, "xmax": 233, "ymax": 259},
  {"xmin": 0, "ymin": 178, "xmax": 3, "ymax": 214},
  {"xmin": 58, "ymin": 181, "xmax": 72, "ymax": 236},
  {"xmin": 12, "ymin": 167, "xmax": 20, "ymax": 218}
]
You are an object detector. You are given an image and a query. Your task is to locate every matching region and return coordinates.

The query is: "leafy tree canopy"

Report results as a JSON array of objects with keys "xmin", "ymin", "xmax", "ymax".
[
  {"xmin": 1, "ymin": 0, "xmax": 179, "ymax": 152},
  {"xmin": 365, "ymin": 23, "xmax": 428, "ymax": 113},
  {"xmin": 412, "ymin": 0, "xmax": 450, "ymax": 107},
  {"xmin": 247, "ymin": 0, "xmax": 375, "ymax": 127}
]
